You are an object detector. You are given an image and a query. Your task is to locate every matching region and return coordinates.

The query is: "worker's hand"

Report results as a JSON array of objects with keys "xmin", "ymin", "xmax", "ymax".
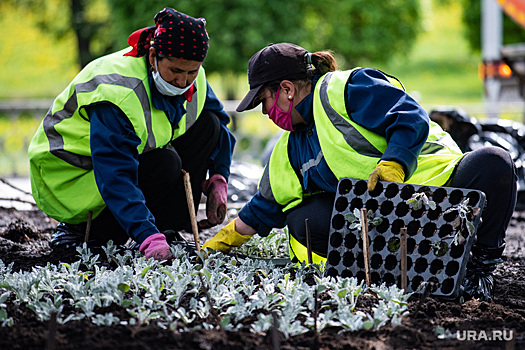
[
  {"xmin": 139, "ymin": 233, "xmax": 173, "ymax": 261},
  {"xmin": 198, "ymin": 174, "xmax": 228, "ymax": 229},
  {"xmin": 367, "ymin": 161, "xmax": 405, "ymax": 191},
  {"xmin": 202, "ymin": 219, "xmax": 252, "ymax": 253}
]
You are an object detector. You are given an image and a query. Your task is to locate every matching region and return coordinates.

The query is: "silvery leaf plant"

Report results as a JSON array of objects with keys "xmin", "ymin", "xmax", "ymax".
[
  {"xmin": 444, "ymin": 199, "xmax": 481, "ymax": 246},
  {"xmin": 406, "ymin": 191, "xmax": 437, "ymax": 211},
  {"xmin": 0, "ymin": 231, "xmax": 412, "ymax": 337},
  {"xmin": 345, "ymin": 208, "xmax": 383, "ymax": 233},
  {"xmin": 0, "ymin": 292, "xmax": 13, "ymax": 327},
  {"xmin": 235, "ymin": 228, "xmax": 289, "ymax": 258}
]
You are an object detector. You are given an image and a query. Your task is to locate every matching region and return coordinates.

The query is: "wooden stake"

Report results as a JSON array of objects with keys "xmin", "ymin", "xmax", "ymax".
[
  {"xmin": 46, "ymin": 311, "xmax": 57, "ymax": 350},
  {"xmin": 360, "ymin": 208, "xmax": 371, "ymax": 286},
  {"xmin": 271, "ymin": 311, "xmax": 280, "ymax": 350},
  {"xmin": 182, "ymin": 169, "xmax": 201, "ymax": 252},
  {"xmin": 313, "ymin": 287, "xmax": 319, "ymax": 338},
  {"xmin": 400, "ymin": 227, "xmax": 408, "ymax": 292},
  {"xmin": 305, "ymin": 218, "xmax": 313, "ymax": 265},
  {"xmin": 84, "ymin": 210, "xmax": 93, "ymax": 243}
]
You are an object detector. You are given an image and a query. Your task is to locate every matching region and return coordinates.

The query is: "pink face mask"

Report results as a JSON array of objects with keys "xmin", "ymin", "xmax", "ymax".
[{"xmin": 268, "ymin": 86, "xmax": 295, "ymax": 131}]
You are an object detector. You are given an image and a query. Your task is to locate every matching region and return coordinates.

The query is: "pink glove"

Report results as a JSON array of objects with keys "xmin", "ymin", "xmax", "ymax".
[
  {"xmin": 198, "ymin": 174, "xmax": 228, "ymax": 229},
  {"xmin": 139, "ymin": 233, "xmax": 173, "ymax": 261}
]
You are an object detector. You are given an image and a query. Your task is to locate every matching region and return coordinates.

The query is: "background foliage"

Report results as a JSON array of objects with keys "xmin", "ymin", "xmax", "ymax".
[
  {"xmin": 108, "ymin": 0, "xmax": 421, "ymax": 70},
  {"xmin": 2, "ymin": 0, "xmax": 522, "ymax": 177},
  {"xmin": 3, "ymin": 0, "xmax": 423, "ymax": 99},
  {"xmin": 0, "ymin": 0, "xmax": 487, "ymax": 102}
]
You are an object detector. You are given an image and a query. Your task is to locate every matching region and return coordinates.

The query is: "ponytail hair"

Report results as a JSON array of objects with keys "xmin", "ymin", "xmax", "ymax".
[{"xmin": 307, "ymin": 50, "xmax": 338, "ymax": 78}]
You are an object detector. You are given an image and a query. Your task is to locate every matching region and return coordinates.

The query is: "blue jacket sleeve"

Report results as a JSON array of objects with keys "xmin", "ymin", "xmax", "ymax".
[
  {"xmin": 89, "ymin": 103, "xmax": 159, "ymax": 244},
  {"xmin": 203, "ymin": 82, "xmax": 236, "ymax": 180},
  {"xmin": 238, "ymin": 191, "xmax": 287, "ymax": 237},
  {"xmin": 346, "ymin": 68, "xmax": 429, "ymax": 179}
]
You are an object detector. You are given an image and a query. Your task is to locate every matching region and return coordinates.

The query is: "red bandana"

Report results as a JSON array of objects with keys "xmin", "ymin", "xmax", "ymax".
[{"xmin": 124, "ymin": 7, "xmax": 209, "ymax": 62}]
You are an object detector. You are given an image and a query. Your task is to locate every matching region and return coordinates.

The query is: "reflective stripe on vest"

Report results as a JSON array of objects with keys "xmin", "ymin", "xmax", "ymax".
[
  {"xmin": 260, "ymin": 69, "xmax": 463, "ymax": 212},
  {"xmin": 43, "ymin": 73, "xmax": 153, "ymax": 170},
  {"xmin": 172, "ymin": 75, "xmax": 206, "ymax": 140},
  {"xmin": 318, "ymin": 70, "xmax": 384, "ymax": 162},
  {"xmin": 300, "ymin": 150, "xmax": 324, "ymax": 178},
  {"xmin": 28, "ymin": 49, "xmax": 206, "ymax": 223},
  {"xmin": 42, "ymin": 54, "xmax": 206, "ymax": 169},
  {"xmin": 315, "ymin": 70, "xmax": 464, "ymax": 185},
  {"xmin": 259, "ymin": 132, "xmax": 304, "ymax": 211}
]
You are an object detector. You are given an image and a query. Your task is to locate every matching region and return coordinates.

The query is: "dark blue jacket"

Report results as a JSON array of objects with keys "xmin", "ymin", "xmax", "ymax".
[
  {"xmin": 88, "ymin": 61, "xmax": 235, "ymax": 243},
  {"xmin": 239, "ymin": 68, "xmax": 429, "ymax": 236}
]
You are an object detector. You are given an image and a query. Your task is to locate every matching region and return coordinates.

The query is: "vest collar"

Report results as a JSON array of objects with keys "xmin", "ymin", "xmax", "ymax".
[{"xmin": 294, "ymin": 76, "xmax": 320, "ymax": 130}]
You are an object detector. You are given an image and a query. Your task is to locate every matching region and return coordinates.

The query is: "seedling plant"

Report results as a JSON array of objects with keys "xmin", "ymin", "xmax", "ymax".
[
  {"xmin": 444, "ymin": 198, "xmax": 480, "ymax": 245},
  {"xmin": 406, "ymin": 192, "xmax": 479, "ymax": 250},
  {"xmin": 345, "ymin": 209, "xmax": 383, "ymax": 234},
  {"xmin": 406, "ymin": 191, "xmax": 437, "ymax": 211}
]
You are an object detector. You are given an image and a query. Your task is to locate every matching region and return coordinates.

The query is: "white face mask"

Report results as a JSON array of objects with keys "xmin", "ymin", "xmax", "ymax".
[{"xmin": 152, "ymin": 58, "xmax": 193, "ymax": 96}]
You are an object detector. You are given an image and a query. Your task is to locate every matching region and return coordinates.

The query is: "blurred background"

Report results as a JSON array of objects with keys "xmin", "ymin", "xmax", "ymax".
[{"xmin": 1, "ymin": 0, "xmax": 525, "ymax": 180}]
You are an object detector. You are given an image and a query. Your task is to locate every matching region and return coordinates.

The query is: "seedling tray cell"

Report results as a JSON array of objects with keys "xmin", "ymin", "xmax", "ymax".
[{"xmin": 325, "ymin": 178, "xmax": 486, "ymax": 298}]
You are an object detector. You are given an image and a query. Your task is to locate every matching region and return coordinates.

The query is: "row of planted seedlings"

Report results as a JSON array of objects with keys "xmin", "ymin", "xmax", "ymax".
[{"xmin": 0, "ymin": 226, "xmax": 412, "ymax": 338}]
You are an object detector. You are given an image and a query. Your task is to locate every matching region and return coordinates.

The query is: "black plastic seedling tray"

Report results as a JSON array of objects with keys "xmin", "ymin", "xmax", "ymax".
[{"xmin": 325, "ymin": 178, "xmax": 486, "ymax": 298}]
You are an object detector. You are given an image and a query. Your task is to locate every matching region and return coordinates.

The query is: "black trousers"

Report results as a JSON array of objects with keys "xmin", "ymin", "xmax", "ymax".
[
  {"xmin": 287, "ymin": 146, "xmax": 517, "ymax": 255},
  {"xmin": 87, "ymin": 110, "xmax": 221, "ymax": 245},
  {"xmin": 447, "ymin": 146, "xmax": 517, "ymax": 248}
]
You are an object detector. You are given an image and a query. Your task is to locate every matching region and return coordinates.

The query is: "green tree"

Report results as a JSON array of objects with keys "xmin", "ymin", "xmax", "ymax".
[
  {"xmin": 108, "ymin": 0, "xmax": 309, "ymax": 100},
  {"xmin": 302, "ymin": 0, "xmax": 421, "ymax": 68},
  {"xmin": 107, "ymin": 0, "xmax": 422, "ymax": 100},
  {"xmin": 8, "ymin": 0, "xmax": 423, "ymax": 99}
]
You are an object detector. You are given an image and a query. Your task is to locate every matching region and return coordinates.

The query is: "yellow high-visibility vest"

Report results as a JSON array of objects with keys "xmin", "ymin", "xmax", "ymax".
[{"xmin": 28, "ymin": 48, "xmax": 207, "ymax": 223}]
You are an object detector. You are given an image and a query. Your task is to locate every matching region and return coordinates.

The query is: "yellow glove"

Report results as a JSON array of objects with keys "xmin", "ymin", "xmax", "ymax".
[
  {"xmin": 202, "ymin": 219, "xmax": 252, "ymax": 253},
  {"xmin": 367, "ymin": 161, "xmax": 405, "ymax": 191}
]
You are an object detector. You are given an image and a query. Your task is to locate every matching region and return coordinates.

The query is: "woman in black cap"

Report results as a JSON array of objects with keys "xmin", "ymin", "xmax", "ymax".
[
  {"xmin": 203, "ymin": 42, "xmax": 517, "ymax": 302},
  {"xmin": 29, "ymin": 8, "xmax": 235, "ymax": 261}
]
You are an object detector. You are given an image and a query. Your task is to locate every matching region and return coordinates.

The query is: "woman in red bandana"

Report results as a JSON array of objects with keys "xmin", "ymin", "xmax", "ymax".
[{"xmin": 28, "ymin": 8, "xmax": 236, "ymax": 261}]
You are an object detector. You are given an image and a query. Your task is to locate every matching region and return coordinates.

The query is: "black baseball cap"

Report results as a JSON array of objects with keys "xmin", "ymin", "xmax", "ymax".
[{"xmin": 236, "ymin": 43, "xmax": 309, "ymax": 112}]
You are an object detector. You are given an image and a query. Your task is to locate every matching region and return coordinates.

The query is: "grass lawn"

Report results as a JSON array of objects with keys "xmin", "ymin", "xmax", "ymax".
[{"xmin": 374, "ymin": 1, "xmax": 484, "ymax": 108}]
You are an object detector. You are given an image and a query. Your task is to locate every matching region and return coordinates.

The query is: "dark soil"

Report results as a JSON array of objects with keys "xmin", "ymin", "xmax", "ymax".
[{"xmin": 0, "ymin": 206, "xmax": 523, "ymax": 350}]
